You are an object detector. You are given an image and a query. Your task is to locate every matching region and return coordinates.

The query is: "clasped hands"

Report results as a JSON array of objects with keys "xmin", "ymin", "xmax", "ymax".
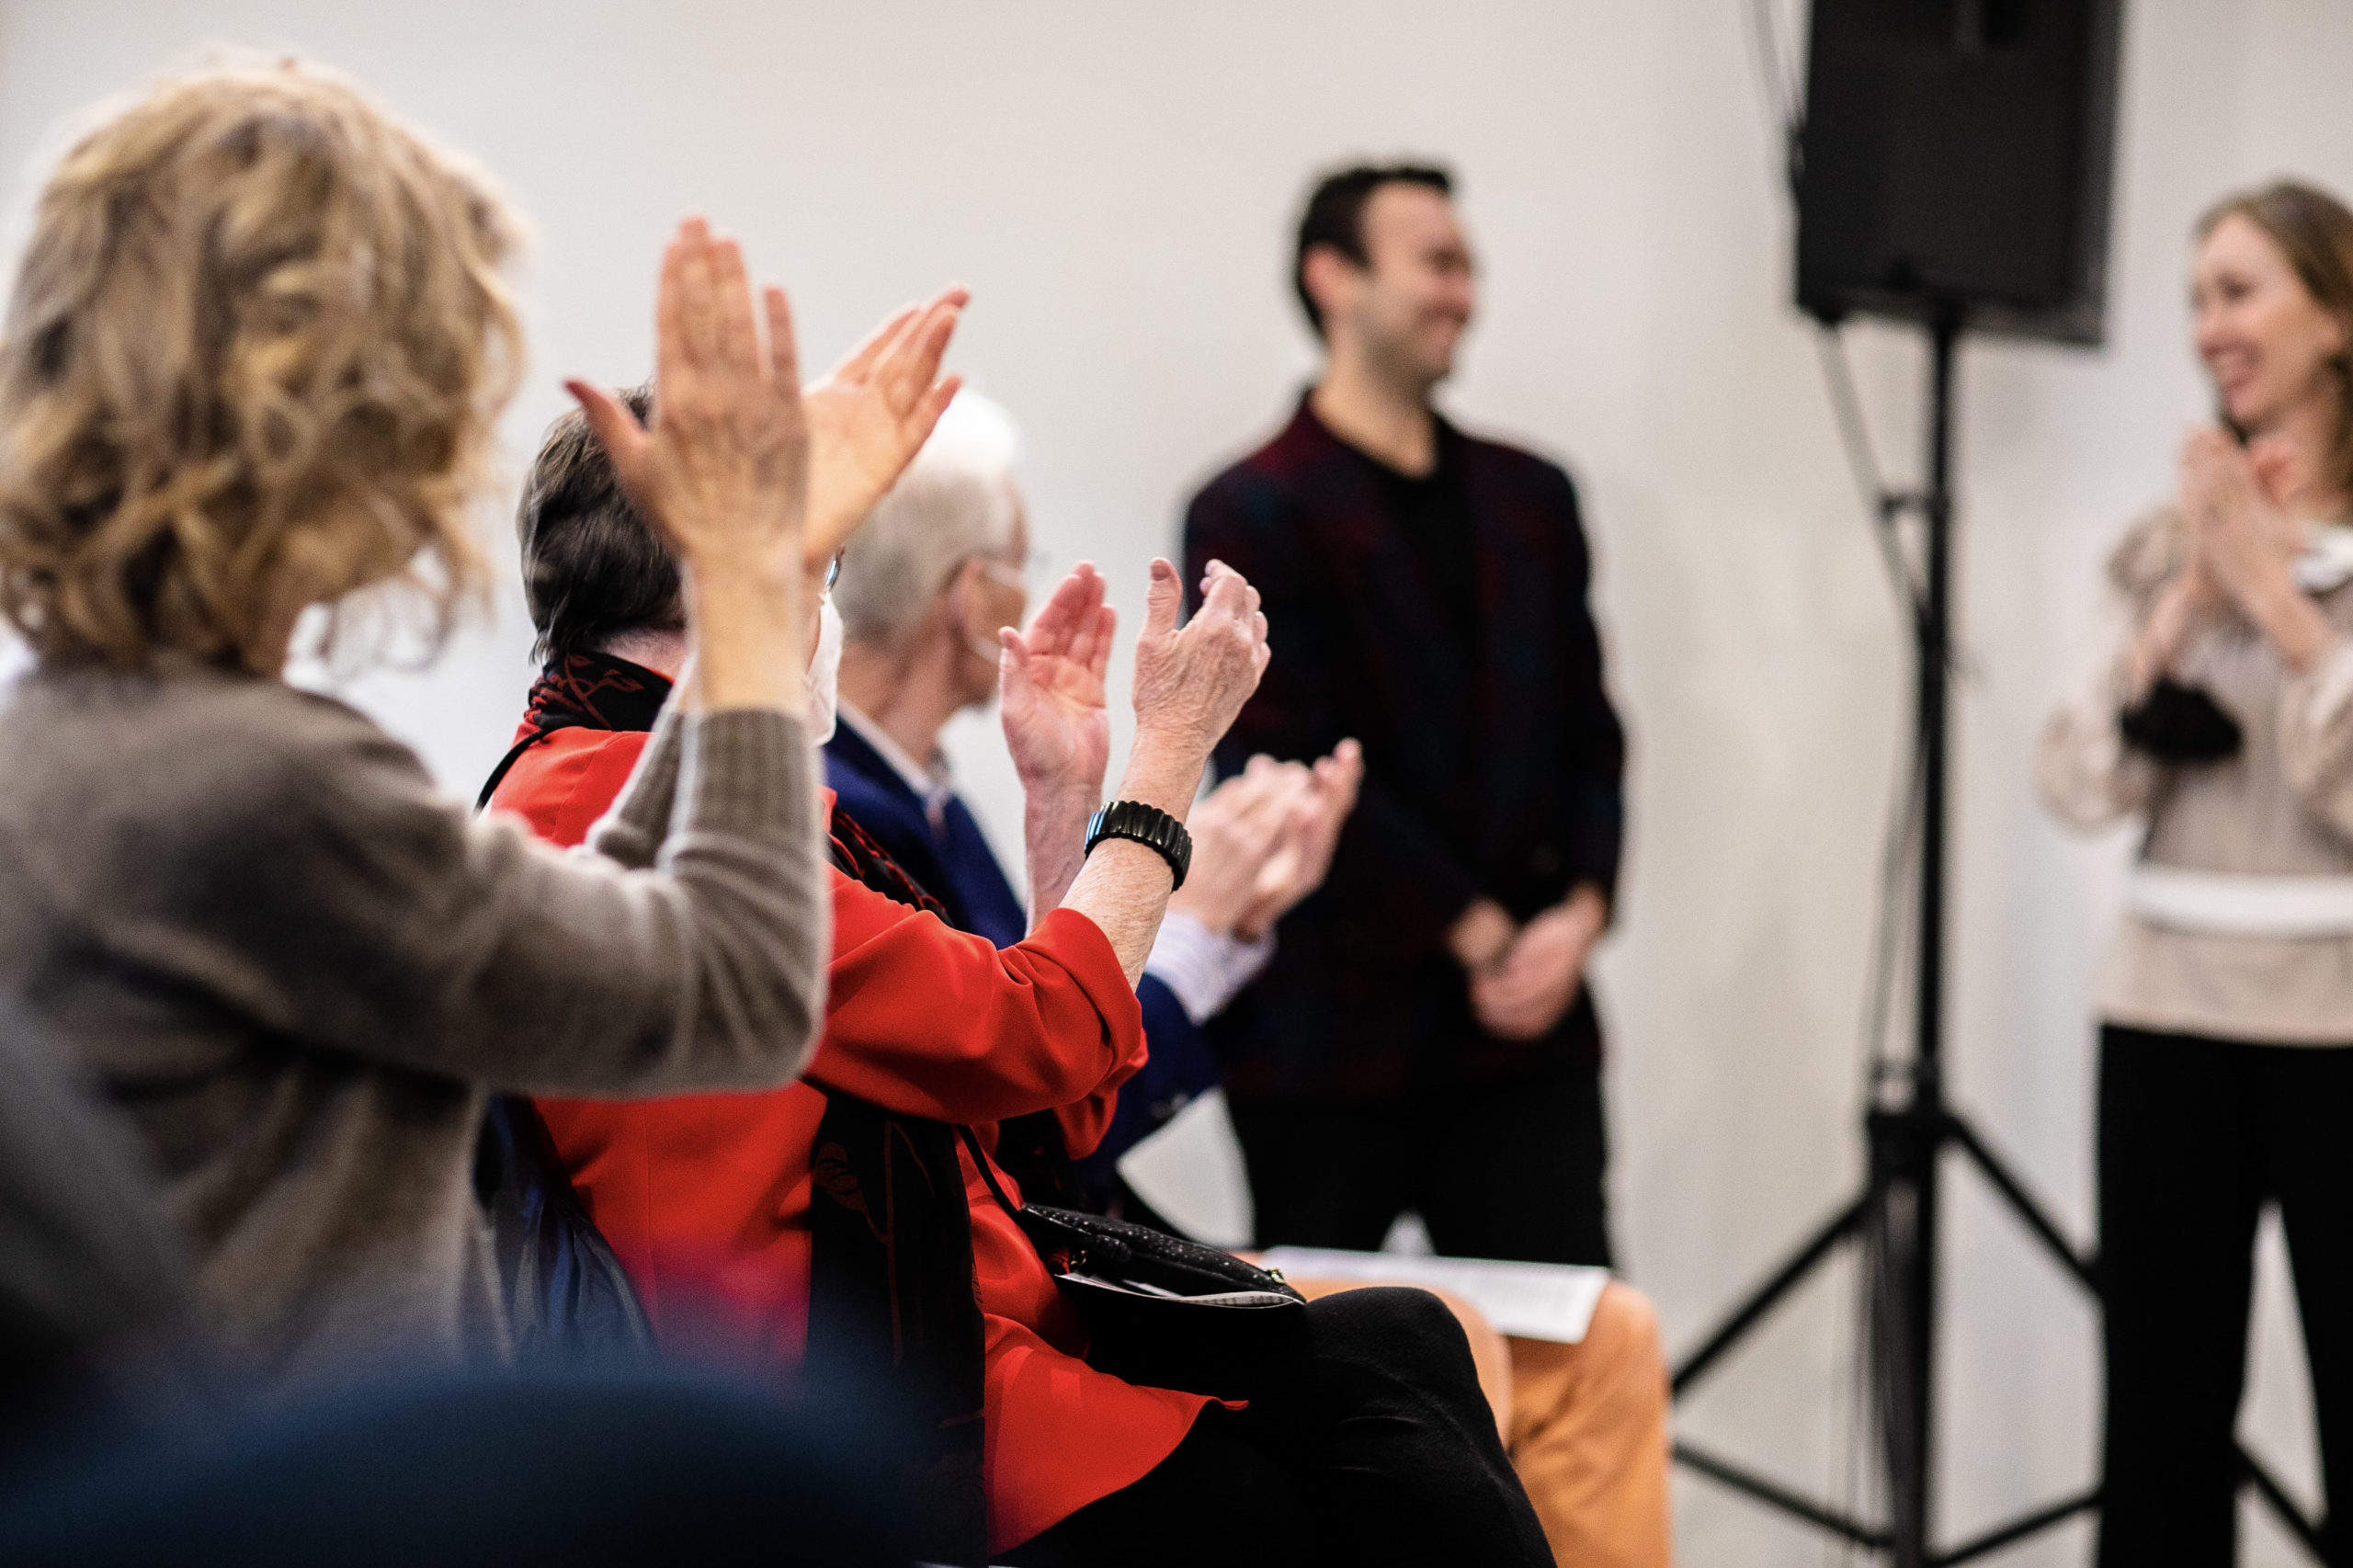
[
  {"xmin": 1450, "ymin": 886, "xmax": 1608, "ymax": 1042},
  {"xmin": 2140, "ymin": 426, "xmax": 2333, "ymax": 686}
]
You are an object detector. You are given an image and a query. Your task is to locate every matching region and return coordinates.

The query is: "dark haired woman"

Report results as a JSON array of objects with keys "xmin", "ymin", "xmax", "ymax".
[{"xmin": 2040, "ymin": 180, "xmax": 2353, "ymax": 1564}]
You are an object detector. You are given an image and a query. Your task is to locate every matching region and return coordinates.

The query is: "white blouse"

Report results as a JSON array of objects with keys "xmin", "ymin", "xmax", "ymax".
[{"xmin": 2039, "ymin": 506, "xmax": 2353, "ymax": 1045}]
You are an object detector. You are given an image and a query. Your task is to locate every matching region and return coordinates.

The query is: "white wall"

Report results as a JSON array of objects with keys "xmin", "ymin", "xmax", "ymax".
[{"xmin": 0, "ymin": 2, "xmax": 2345, "ymax": 1561}]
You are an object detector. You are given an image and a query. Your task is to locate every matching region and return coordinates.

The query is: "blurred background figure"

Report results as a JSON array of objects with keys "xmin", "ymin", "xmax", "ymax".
[
  {"xmin": 2040, "ymin": 179, "xmax": 2353, "ymax": 1568},
  {"xmin": 1185, "ymin": 163, "xmax": 1627, "ymax": 1269}
]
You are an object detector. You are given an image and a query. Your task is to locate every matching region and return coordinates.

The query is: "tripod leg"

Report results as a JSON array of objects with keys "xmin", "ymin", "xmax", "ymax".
[
  {"xmin": 1947, "ymin": 1113, "xmax": 2100, "ymax": 1295},
  {"xmin": 1868, "ymin": 1108, "xmax": 1938, "ymax": 1568},
  {"xmin": 1671, "ymin": 1189, "xmax": 1870, "ymax": 1397},
  {"xmin": 2242, "ymin": 1443, "xmax": 2332, "ymax": 1565}
]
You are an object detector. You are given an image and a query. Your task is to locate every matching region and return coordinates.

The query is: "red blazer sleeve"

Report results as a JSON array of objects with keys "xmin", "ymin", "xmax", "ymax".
[
  {"xmin": 1050, "ymin": 1019, "xmax": 1151, "ymax": 1160},
  {"xmin": 808, "ymin": 872, "xmax": 1144, "ymax": 1126}
]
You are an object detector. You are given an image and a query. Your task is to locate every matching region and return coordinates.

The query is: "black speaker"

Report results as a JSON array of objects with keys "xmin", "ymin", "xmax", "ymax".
[{"xmin": 1795, "ymin": 0, "xmax": 2125, "ymax": 345}]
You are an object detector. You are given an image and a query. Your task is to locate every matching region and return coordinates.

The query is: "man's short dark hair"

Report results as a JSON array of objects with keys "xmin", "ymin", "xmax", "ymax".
[
  {"xmin": 1291, "ymin": 162, "xmax": 1454, "ymax": 339},
  {"xmin": 515, "ymin": 384, "xmax": 682, "ymax": 663}
]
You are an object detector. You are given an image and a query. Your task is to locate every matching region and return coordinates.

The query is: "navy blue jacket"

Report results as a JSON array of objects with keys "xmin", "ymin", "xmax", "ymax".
[
  {"xmin": 1185, "ymin": 396, "xmax": 1625, "ymax": 1098},
  {"xmin": 824, "ymin": 725, "xmax": 1217, "ymax": 1185},
  {"xmin": 824, "ymin": 722, "xmax": 1027, "ymax": 949}
]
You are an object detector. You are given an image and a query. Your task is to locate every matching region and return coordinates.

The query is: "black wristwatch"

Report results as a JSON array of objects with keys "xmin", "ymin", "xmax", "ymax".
[{"xmin": 1085, "ymin": 800, "xmax": 1193, "ymax": 891}]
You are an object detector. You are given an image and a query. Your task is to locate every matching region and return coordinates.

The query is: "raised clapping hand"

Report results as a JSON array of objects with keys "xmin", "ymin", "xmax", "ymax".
[
  {"xmin": 1165, "ymin": 741, "xmax": 1364, "ymax": 938},
  {"xmin": 1053, "ymin": 558, "xmax": 1273, "ymax": 984},
  {"xmin": 1166, "ymin": 758, "xmax": 1315, "ymax": 935},
  {"xmin": 2182, "ymin": 427, "xmax": 2301, "ymax": 607},
  {"xmin": 1235, "ymin": 741, "xmax": 1364, "ymax": 938},
  {"xmin": 1001, "ymin": 563, "xmax": 1116, "ymax": 799},
  {"xmin": 568, "ymin": 218, "xmax": 807, "ymax": 714},
  {"xmin": 1130, "ymin": 560, "xmax": 1271, "ymax": 768},
  {"xmin": 570, "ymin": 219, "xmax": 805, "ymax": 576},
  {"xmin": 801, "ymin": 288, "xmax": 967, "ymax": 565}
]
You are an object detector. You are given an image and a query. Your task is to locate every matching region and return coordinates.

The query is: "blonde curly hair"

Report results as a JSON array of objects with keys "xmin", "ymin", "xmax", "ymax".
[{"xmin": 0, "ymin": 57, "xmax": 523, "ymax": 671}]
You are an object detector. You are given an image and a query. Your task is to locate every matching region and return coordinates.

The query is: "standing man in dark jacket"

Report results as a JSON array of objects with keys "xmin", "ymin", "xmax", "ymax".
[{"xmin": 1185, "ymin": 163, "xmax": 1627, "ymax": 1267}]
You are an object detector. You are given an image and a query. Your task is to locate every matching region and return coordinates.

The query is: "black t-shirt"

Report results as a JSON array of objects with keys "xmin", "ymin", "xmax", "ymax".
[{"xmin": 1364, "ymin": 432, "xmax": 1480, "ymax": 659}]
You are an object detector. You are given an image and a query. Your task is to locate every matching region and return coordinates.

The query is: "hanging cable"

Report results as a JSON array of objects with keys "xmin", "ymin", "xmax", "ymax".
[{"xmin": 1740, "ymin": 3, "xmax": 1929, "ymax": 1550}]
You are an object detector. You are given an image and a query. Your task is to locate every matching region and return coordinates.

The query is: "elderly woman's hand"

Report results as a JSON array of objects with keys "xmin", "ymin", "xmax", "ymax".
[
  {"xmin": 1000, "ymin": 564, "xmax": 1115, "ymax": 799},
  {"xmin": 1130, "ymin": 560, "xmax": 1271, "ymax": 765},
  {"xmin": 567, "ymin": 218, "xmax": 808, "ymax": 713},
  {"xmin": 1236, "ymin": 739, "xmax": 1363, "ymax": 939},
  {"xmin": 1165, "ymin": 758, "xmax": 1313, "ymax": 935},
  {"xmin": 801, "ymin": 288, "xmax": 966, "ymax": 566},
  {"xmin": 1059, "ymin": 560, "xmax": 1268, "ymax": 982}
]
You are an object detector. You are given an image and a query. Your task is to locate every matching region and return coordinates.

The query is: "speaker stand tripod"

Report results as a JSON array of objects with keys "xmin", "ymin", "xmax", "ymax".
[{"xmin": 1666, "ymin": 312, "xmax": 2330, "ymax": 1566}]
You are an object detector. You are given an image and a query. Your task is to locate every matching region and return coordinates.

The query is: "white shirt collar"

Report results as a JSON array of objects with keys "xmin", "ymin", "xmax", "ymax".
[{"xmin": 837, "ymin": 700, "xmax": 958, "ymax": 827}]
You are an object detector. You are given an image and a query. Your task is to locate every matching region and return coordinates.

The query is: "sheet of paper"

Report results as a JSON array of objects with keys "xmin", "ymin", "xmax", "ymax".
[{"xmin": 1257, "ymin": 1246, "xmax": 1611, "ymax": 1344}]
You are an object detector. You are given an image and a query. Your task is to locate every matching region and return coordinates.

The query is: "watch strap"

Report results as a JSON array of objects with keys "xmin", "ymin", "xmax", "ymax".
[{"xmin": 1084, "ymin": 800, "xmax": 1193, "ymax": 891}]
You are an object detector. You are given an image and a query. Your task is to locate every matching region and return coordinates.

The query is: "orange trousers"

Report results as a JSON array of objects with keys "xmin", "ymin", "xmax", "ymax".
[{"xmin": 1289, "ymin": 1278, "xmax": 1673, "ymax": 1568}]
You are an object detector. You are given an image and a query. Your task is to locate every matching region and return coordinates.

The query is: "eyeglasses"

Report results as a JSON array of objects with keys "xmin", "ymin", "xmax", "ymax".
[{"xmin": 979, "ymin": 546, "xmax": 1053, "ymax": 593}]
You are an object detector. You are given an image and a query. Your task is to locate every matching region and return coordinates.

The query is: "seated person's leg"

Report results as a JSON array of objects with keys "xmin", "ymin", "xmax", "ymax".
[
  {"xmin": 1265, "ymin": 1288, "xmax": 1552, "ymax": 1568},
  {"xmin": 1283, "ymin": 1276, "xmax": 1513, "ymax": 1439},
  {"xmin": 1002, "ymin": 1287, "xmax": 1550, "ymax": 1568},
  {"xmin": 1505, "ymin": 1281, "xmax": 1673, "ymax": 1568},
  {"xmin": 1275, "ymin": 1272, "xmax": 1672, "ymax": 1567}
]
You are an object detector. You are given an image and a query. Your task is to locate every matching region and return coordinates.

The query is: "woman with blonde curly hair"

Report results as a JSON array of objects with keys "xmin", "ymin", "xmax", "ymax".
[{"xmin": 0, "ymin": 58, "xmax": 961, "ymax": 1393}]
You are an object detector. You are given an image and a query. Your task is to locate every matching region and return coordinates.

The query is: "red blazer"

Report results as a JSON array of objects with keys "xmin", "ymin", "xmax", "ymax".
[{"xmin": 492, "ymin": 723, "xmax": 1215, "ymax": 1553}]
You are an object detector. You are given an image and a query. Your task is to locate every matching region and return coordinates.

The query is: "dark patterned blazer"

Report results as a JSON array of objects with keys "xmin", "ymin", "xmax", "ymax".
[{"xmin": 1183, "ymin": 394, "xmax": 1625, "ymax": 1098}]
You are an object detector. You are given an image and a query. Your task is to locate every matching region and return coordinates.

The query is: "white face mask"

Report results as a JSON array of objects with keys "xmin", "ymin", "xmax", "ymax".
[{"xmin": 805, "ymin": 595, "xmax": 844, "ymax": 744}]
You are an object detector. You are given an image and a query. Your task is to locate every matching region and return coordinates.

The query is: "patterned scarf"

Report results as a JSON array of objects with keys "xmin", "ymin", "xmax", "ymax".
[
  {"xmin": 522, "ymin": 649, "xmax": 673, "ymax": 733},
  {"xmin": 478, "ymin": 652, "xmax": 673, "ymax": 811}
]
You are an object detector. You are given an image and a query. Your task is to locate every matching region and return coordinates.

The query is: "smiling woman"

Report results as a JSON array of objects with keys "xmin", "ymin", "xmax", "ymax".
[
  {"xmin": 2039, "ymin": 178, "xmax": 2353, "ymax": 1568},
  {"xmin": 2195, "ymin": 183, "xmax": 2353, "ymax": 498}
]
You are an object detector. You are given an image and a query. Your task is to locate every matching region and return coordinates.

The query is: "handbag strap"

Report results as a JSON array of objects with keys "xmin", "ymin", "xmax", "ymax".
[
  {"xmin": 474, "ymin": 720, "xmax": 580, "ymax": 812},
  {"xmin": 957, "ymin": 1126, "xmax": 1027, "ymax": 1221}
]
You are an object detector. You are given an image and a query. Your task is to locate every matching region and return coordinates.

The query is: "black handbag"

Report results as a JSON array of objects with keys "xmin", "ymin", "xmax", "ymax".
[
  {"xmin": 958, "ymin": 1129, "xmax": 1306, "ymax": 1401},
  {"xmin": 2119, "ymin": 676, "xmax": 2244, "ymax": 763}
]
